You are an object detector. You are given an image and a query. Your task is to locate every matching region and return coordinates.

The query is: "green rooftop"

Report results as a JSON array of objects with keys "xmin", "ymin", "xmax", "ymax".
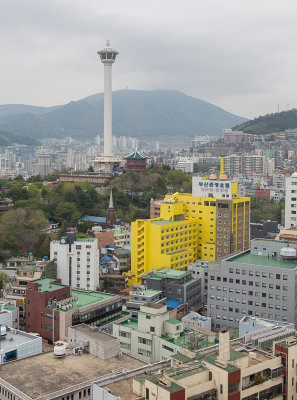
[
  {"xmin": 131, "ymin": 289, "xmax": 161, "ymax": 297},
  {"xmin": 135, "ymin": 374, "xmax": 184, "ymax": 393},
  {"xmin": 227, "ymin": 252, "xmax": 297, "ymax": 270},
  {"xmin": 200, "ymin": 350, "xmax": 245, "ymax": 372},
  {"xmin": 165, "ymin": 366, "xmax": 206, "ymax": 380},
  {"xmin": 118, "ymin": 318, "xmax": 138, "ymax": 330},
  {"xmin": 33, "ymin": 278, "xmax": 116, "ymax": 312},
  {"xmin": 166, "ymin": 319, "xmax": 182, "ymax": 325},
  {"xmin": 171, "ymin": 353, "xmax": 193, "ymax": 363},
  {"xmin": 34, "ymin": 278, "xmax": 64, "ymax": 292},
  {"xmin": 161, "ymin": 334, "xmax": 212, "ymax": 351}
]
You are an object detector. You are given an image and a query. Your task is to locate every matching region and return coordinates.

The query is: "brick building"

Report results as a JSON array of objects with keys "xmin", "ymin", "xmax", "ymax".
[{"xmin": 25, "ymin": 278, "xmax": 122, "ymax": 343}]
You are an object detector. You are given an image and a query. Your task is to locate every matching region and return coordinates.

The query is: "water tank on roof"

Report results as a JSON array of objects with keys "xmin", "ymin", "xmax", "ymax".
[
  {"xmin": 43, "ymin": 256, "xmax": 48, "ymax": 261},
  {"xmin": 54, "ymin": 343, "xmax": 66, "ymax": 357},
  {"xmin": 280, "ymin": 246, "xmax": 297, "ymax": 259}
]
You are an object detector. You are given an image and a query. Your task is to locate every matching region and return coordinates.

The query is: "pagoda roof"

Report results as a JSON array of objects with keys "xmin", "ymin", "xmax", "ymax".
[{"xmin": 124, "ymin": 150, "xmax": 149, "ymax": 160}]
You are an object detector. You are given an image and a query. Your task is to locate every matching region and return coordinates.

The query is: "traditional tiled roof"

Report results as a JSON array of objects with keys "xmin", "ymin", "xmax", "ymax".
[{"xmin": 124, "ymin": 151, "xmax": 149, "ymax": 160}]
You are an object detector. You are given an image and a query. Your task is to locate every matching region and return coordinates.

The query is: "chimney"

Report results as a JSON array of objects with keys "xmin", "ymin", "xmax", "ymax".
[{"xmin": 216, "ymin": 329, "xmax": 230, "ymax": 367}]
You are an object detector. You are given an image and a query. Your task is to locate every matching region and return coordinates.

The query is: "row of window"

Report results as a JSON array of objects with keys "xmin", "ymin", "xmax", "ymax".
[
  {"xmin": 210, "ymin": 293, "xmax": 288, "ymax": 300},
  {"xmin": 228, "ymin": 269, "xmax": 288, "ymax": 280},
  {"xmin": 210, "ymin": 302, "xmax": 288, "ymax": 311},
  {"xmin": 161, "ymin": 225, "xmax": 195, "ymax": 233},
  {"xmin": 161, "ymin": 230, "xmax": 196, "ymax": 239},
  {"xmin": 210, "ymin": 282, "xmax": 288, "ymax": 291},
  {"xmin": 210, "ymin": 313, "xmax": 288, "ymax": 322}
]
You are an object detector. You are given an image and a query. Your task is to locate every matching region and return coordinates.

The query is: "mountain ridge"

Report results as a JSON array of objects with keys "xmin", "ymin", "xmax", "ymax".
[
  {"xmin": 233, "ymin": 109, "xmax": 297, "ymax": 134},
  {"xmin": 0, "ymin": 90, "xmax": 247, "ymax": 141}
]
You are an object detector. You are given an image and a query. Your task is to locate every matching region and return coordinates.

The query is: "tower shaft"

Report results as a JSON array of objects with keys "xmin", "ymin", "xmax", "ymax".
[{"xmin": 104, "ymin": 63, "xmax": 113, "ymax": 156}]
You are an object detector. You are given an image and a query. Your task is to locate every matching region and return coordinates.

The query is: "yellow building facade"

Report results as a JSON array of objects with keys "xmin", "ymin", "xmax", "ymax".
[{"xmin": 125, "ymin": 174, "xmax": 251, "ymax": 285}]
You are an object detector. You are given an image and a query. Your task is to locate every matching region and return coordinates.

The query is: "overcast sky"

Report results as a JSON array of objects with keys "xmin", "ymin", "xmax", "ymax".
[{"xmin": 1, "ymin": 0, "xmax": 297, "ymax": 119}]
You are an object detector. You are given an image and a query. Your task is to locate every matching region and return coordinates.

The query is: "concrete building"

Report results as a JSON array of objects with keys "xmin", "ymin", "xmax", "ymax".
[
  {"xmin": 68, "ymin": 324, "xmax": 121, "ymax": 360},
  {"xmin": 141, "ymin": 269, "xmax": 201, "ymax": 311},
  {"xmin": 0, "ymin": 326, "xmax": 42, "ymax": 364},
  {"xmin": 0, "ymin": 341, "xmax": 147, "ymax": 400},
  {"xmin": 176, "ymin": 157, "xmax": 194, "ymax": 173},
  {"xmin": 1, "ymin": 328, "xmax": 296, "ymax": 400},
  {"xmin": 126, "ymin": 172, "xmax": 250, "ymax": 285},
  {"xmin": 276, "ymin": 228, "xmax": 297, "ymax": 242},
  {"xmin": 223, "ymin": 128, "xmax": 250, "ymax": 144},
  {"xmin": 181, "ymin": 311, "xmax": 211, "ymax": 331},
  {"xmin": 113, "ymin": 303, "xmax": 215, "ymax": 363},
  {"xmin": 0, "ymin": 300, "xmax": 18, "ymax": 329},
  {"xmin": 207, "ymin": 239, "xmax": 297, "ymax": 331},
  {"xmin": 168, "ymin": 172, "xmax": 250, "ymax": 262},
  {"xmin": 150, "ymin": 197, "xmax": 162, "ymax": 218},
  {"xmin": 250, "ymin": 220, "xmax": 279, "ymax": 240},
  {"xmin": 50, "ymin": 229, "xmax": 99, "ymax": 291},
  {"xmin": 285, "ymin": 171, "xmax": 297, "ymax": 228},
  {"xmin": 187, "ymin": 260, "xmax": 209, "ymax": 305},
  {"xmin": 25, "ymin": 278, "xmax": 122, "ymax": 342},
  {"xmin": 126, "ymin": 200, "xmax": 199, "ymax": 285},
  {"xmin": 36, "ymin": 153, "xmax": 51, "ymax": 177},
  {"xmin": 113, "ymin": 225, "xmax": 131, "ymax": 247},
  {"xmin": 132, "ymin": 330, "xmax": 288, "ymax": 400},
  {"xmin": 239, "ymin": 315, "xmax": 294, "ymax": 337},
  {"xmin": 125, "ymin": 286, "xmax": 166, "ymax": 318}
]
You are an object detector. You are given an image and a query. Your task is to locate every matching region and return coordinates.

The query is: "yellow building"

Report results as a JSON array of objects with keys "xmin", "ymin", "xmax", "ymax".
[
  {"xmin": 125, "ymin": 169, "xmax": 250, "ymax": 285},
  {"xmin": 125, "ymin": 201, "xmax": 199, "ymax": 285}
]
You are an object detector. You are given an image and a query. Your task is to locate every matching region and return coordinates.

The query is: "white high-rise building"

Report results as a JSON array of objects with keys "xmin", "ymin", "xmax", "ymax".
[
  {"xmin": 285, "ymin": 172, "xmax": 297, "ymax": 228},
  {"xmin": 50, "ymin": 230, "xmax": 99, "ymax": 291}
]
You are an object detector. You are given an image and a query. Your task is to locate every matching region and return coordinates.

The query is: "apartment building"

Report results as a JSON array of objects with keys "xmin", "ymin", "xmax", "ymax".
[
  {"xmin": 223, "ymin": 154, "xmax": 273, "ymax": 176},
  {"xmin": 125, "ymin": 287, "xmax": 166, "ymax": 318},
  {"xmin": 131, "ymin": 329, "xmax": 290, "ymax": 400},
  {"xmin": 126, "ymin": 200, "xmax": 199, "ymax": 285},
  {"xmin": 113, "ymin": 303, "xmax": 215, "ymax": 363},
  {"xmin": 50, "ymin": 229, "xmax": 99, "ymax": 291},
  {"xmin": 285, "ymin": 172, "xmax": 297, "ymax": 228},
  {"xmin": 141, "ymin": 269, "xmax": 201, "ymax": 311},
  {"xmin": 207, "ymin": 239, "xmax": 297, "ymax": 331},
  {"xmin": 126, "ymin": 173, "xmax": 250, "ymax": 285},
  {"xmin": 113, "ymin": 225, "xmax": 131, "ymax": 246}
]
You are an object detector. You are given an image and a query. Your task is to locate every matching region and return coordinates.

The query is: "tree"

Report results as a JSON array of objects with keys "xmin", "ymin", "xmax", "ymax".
[
  {"xmin": 55, "ymin": 202, "xmax": 81, "ymax": 227},
  {"xmin": 88, "ymin": 165, "xmax": 94, "ymax": 172},
  {"xmin": 0, "ymin": 272, "xmax": 9, "ymax": 289},
  {"xmin": 0, "ymin": 208, "xmax": 49, "ymax": 257}
]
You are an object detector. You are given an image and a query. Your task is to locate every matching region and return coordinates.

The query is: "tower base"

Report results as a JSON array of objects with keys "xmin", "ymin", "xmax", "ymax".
[{"xmin": 91, "ymin": 155, "xmax": 124, "ymax": 174}]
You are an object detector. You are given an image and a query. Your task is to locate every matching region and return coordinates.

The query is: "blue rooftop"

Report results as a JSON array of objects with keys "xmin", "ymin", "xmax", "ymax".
[{"xmin": 166, "ymin": 300, "xmax": 184, "ymax": 309}]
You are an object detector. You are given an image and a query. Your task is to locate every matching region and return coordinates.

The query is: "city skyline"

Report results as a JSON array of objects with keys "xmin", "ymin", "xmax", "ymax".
[{"xmin": 1, "ymin": 0, "xmax": 297, "ymax": 119}]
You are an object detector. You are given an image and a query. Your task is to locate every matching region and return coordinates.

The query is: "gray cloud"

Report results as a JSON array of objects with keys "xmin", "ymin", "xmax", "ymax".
[{"xmin": 1, "ymin": 0, "xmax": 297, "ymax": 118}]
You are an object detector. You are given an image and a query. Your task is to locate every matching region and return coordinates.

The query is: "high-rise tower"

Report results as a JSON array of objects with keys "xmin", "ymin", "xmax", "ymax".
[
  {"xmin": 98, "ymin": 41, "xmax": 118, "ymax": 156},
  {"xmin": 91, "ymin": 41, "xmax": 123, "ymax": 174}
]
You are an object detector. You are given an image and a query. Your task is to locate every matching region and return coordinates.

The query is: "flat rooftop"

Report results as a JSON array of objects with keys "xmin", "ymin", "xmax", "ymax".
[
  {"xmin": 70, "ymin": 324, "xmax": 118, "ymax": 342},
  {"xmin": 226, "ymin": 252, "xmax": 297, "ymax": 270},
  {"xmin": 150, "ymin": 219, "xmax": 186, "ymax": 225},
  {"xmin": 33, "ymin": 278, "xmax": 117, "ymax": 312},
  {"xmin": 0, "ymin": 329, "xmax": 40, "ymax": 352},
  {"xmin": 0, "ymin": 351, "xmax": 146, "ymax": 399},
  {"xmin": 147, "ymin": 269, "xmax": 190, "ymax": 279},
  {"xmin": 130, "ymin": 289, "xmax": 161, "ymax": 297},
  {"xmin": 101, "ymin": 377, "xmax": 139, "ymax": 400}
]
